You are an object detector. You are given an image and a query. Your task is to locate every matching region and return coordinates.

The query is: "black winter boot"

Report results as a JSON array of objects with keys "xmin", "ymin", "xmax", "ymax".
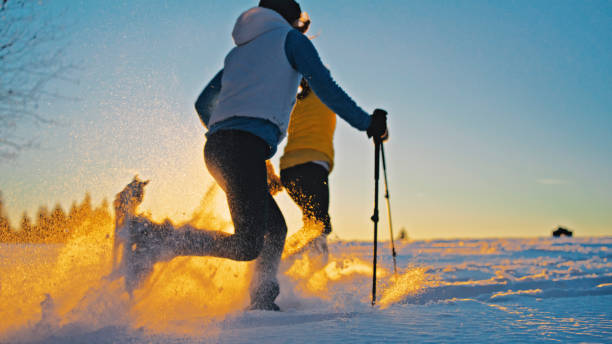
[{"xmin": 248, "ymin": 280, "xmax": 281, "ymax": 311}]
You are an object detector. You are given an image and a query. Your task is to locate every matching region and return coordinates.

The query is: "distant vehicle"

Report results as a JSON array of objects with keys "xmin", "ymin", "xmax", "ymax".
[{"xmin": 552, "ymin": 226, "xmax": 573, "ymax": 237}]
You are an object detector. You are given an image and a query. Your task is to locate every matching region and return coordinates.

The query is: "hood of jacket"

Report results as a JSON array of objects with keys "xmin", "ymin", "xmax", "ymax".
[{"xmin": 232, "ymin": 7, "xmax": 292, "ymax": 46}]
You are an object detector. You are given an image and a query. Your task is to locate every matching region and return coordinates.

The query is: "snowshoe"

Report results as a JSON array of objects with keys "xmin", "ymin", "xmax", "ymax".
[
  {"xmin": 248, "ymin": 279, "xmax": 281, "ymax": 311},
  {"xmin": 247, "ymin": 301, "xmax": 281, "ymax": 312},
  {"xmin": 123, "ymin": 218, "xmax": 174, "ymax": 295}
]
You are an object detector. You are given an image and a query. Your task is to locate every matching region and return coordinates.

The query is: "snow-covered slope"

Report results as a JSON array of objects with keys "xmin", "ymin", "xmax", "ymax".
[{"xmin": 1, "ymin": 236, "xmax": 610, "ymax": 343}]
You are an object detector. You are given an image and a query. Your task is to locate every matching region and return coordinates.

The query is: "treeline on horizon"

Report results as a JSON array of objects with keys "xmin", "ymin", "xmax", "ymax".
[{"xmin": 0, "ymin": 192, "xmax": 112, "ymax": 243}]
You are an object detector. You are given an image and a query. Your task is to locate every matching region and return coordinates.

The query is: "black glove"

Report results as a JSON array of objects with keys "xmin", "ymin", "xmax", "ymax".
[{"xmin": 367, "ymin": 109, "xmax": 388, "ymax": 141}]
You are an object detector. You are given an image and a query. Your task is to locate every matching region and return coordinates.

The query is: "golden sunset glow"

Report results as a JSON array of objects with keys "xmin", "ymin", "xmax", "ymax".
[{"xmin": 1, "ymin": 1, "xmax": 610, "ymax": 342}]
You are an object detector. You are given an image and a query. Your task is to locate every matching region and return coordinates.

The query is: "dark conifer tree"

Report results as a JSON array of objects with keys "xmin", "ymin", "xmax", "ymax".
[
  {"xmin": 19, "ymin": 212, "xmax": 33, "ymax": 242},
  {"xmin": 35, "ymin": 206, "xmax": 51, "ymax": 242},
  {"xmin": 0, "ymin": 193, "xmax": 13, "ymax": 242},
  {"xmin": 50, "ymin": 203, "xmax": 68, "ymax": 242}
]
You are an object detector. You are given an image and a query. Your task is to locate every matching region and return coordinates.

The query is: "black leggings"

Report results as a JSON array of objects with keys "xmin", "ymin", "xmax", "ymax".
[
  {"xmin": 197, "ymin": 130, "xmax": 287, "ymax": 303},
  {"xmin": 280, "ymin": 162, "xmax": 332, "ymax": 235}
]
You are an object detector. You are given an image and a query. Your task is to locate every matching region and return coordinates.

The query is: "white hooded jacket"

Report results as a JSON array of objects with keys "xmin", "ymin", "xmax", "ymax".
[{"xmin": 208, "ymin": 7, "xmax": 301, "ymax": 139}]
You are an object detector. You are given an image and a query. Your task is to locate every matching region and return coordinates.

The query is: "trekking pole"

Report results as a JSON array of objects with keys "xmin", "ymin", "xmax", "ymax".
[
  {"xmin": 371, "ymin": 137, "xmax": 381, "ymax": 306},
  {"xmin": 381, "ymin": 143, "xmax": 398, "ymax": 275}
]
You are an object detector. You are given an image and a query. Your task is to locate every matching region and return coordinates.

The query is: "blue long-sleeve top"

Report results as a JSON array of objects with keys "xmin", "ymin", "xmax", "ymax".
[{"xmin": 195, "ymin": 29, "xmax": 371, "ymax": 158}]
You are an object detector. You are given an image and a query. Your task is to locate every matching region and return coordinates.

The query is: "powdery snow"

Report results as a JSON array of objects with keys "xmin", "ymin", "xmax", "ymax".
[{"xmin": 1, "ymin": 235, "xmax": 610, "ymax": 343}]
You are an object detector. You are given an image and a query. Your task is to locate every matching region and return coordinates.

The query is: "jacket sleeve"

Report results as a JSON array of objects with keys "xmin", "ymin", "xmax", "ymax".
[
  {"xmin": 284, "ymin": 30, "xmax": 371, "ymax": 131},
  {"xmin": 195, "ymin": 69, "xmax": 223, "ymax": 128}
]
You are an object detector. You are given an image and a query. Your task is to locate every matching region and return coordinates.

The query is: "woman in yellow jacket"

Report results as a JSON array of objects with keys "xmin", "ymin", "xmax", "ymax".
[
  {"xmin": 274, "ymin": 77, "xmax": 337, "ymax": 259},
  {"xmin": 268, "ymin": 14, "xmax": 387, "ymax": 261}
]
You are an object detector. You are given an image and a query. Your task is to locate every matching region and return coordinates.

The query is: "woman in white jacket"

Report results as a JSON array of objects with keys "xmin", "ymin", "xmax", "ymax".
[{"xmin": 132, "ymin": 0, "xmax": 388, "ymax": 311}]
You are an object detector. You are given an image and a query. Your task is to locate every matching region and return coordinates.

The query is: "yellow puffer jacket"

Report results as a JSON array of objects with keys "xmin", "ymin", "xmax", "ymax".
[{"xmin": 280, "ymin": 89, "xmax": 337, "ymax": 172}]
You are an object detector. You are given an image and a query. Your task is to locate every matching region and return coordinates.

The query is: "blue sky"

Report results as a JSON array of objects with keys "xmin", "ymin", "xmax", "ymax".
[{"xmin": 1, "ymin": 0, "xmax": 611, "ymax": 239}]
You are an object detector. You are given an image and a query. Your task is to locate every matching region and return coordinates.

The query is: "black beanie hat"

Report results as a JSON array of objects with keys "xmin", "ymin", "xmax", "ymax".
[{"xmin": 259, "ymin": 0, "xmax": 301, "ymax": 25}]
